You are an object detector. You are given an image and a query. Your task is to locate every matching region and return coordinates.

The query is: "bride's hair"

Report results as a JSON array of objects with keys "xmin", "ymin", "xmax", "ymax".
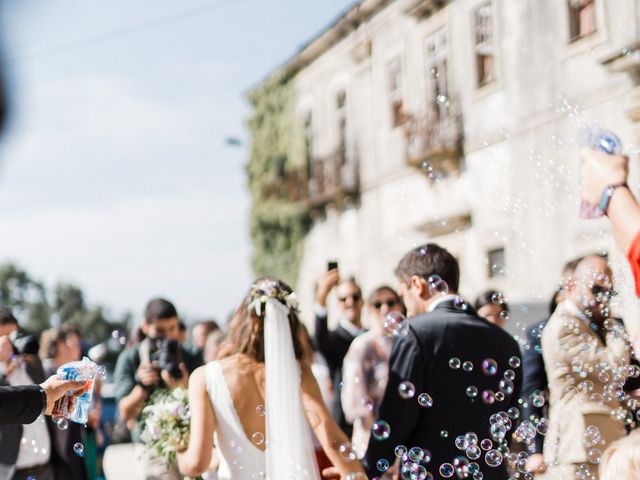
[{"xmin": 219, "ymin": 276, "xmax": 311, "ymax": 363}]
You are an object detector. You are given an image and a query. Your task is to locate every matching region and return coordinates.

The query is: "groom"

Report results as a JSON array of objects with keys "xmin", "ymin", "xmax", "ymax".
[{"xmin": 363, "ymin": 244, "xmax": 522, "ymax": 479}]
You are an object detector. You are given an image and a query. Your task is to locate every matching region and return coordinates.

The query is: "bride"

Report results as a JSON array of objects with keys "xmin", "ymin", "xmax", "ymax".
[{"xmin": 177, "ymin": 277, "xmax": 366, "ymax": 479}]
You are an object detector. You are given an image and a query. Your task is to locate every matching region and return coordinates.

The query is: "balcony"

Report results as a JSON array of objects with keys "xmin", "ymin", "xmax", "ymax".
[
  {"xmin": 308, "ymin": 148, "xmax": 359, "ymax": 211},
  {"xmin": 260, "ymin": 166, "xmax": 308, "ymax": 203},
  {"xmin": 402, "ymin": 97, "xmax": 463, "ymax": 176}
]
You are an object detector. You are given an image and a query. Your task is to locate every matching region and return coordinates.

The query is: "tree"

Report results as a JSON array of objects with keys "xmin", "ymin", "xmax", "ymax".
[{"xmin": 0, "ymin": 262, "xmax": 50, "ymax": 333}]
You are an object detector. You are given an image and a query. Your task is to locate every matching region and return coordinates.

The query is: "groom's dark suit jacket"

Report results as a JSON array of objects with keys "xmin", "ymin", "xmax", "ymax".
[{"xmin": 365, "ymin": 300, "xmax": 522, "ymax": 480}]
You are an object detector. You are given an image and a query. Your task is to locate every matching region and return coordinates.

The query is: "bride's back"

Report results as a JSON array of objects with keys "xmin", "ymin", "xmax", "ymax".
[{"xmin": 216, "ymin": 354, "xmax": 267, "ymax": 451}]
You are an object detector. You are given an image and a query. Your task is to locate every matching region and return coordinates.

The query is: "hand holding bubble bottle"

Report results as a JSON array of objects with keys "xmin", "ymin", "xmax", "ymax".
[
  {"xmin": 52, "ymin": 356, "xmax": 104, "ymax": 424},
  {"xmin": 578, "ymin": 126, "xmax": 623, "ymax": 219}
]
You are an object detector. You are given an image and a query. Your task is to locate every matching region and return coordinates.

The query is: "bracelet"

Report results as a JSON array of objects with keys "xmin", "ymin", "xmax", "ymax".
[{"xmin": 598, "ymin": 182, "xmax": 628, "ymax": 215}]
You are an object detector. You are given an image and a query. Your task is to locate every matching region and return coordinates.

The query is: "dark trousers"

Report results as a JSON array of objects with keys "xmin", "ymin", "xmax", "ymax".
[{"xmin": 12, "ymin": 463, "xmax": 55, "ymax": 480}]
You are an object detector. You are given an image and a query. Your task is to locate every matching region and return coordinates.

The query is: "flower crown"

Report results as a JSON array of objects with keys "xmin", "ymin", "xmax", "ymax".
[{"xmin": 249, "ymin": 282, "xmax": 300, "ymax": 317}]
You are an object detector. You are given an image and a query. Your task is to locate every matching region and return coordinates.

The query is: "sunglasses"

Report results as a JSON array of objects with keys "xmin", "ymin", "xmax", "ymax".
[
  {"xmin": 591, "ymin": 285, "xmax": 617, "ymax": 297},
  {"xmin": 339, "ymin": 293, "xmax": 362, "ymax": 303},
  {"xmin": 372, "ymin": 299, "xmax": 398, "ymax": 310}
]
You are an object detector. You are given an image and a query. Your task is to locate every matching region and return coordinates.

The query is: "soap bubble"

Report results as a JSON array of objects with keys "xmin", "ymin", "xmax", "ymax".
[
  {"xmin": 372, "ymin": 420, "xmax": 391, "ymax": 440},
  {"xmin": 509, "ymin": 356, "xmax": 521, "ymax": 368},
  {"xmin": 417, "ymin": 393, "xmax": 433, "ymax": 407},
  {"xmin": 376, "ymin": 459, "xmax": 390, "ymax": 472},
  {"xmin": 56, "ymin": 418, "xmax": 68, "ymax": 431},
  {"xmin": 428, "ymin": 275, "xmax": 449, "ymax": 296},
  {"xmin": 256, "ymin": 405, "xmax": 266, "ymax": 416},
  {"xmin": 485, "ymin": 450, "xmax": 503, "ymax": 467},
  {"xmin": 439, "ymin": 463, "xmax": 454, "ymax": 477},
  {"xmin": 339, "ymin": 443, "xmax": 357, "ymax": 461},
  {"xmin": 398, "ymin": 381, "xmax": 416, "ymax": 399},
  {"xmin": 491, "ymin": 292, "xmax": 505, "ymax": 305},
  {"xmin": 466, "ymin": 386, "xmax": 478, "ymax": 398},
  {"xmin": 73, "ymin": 442, "xmax": 84, "ymax": 457},
  {"xmin": 408, "ymin": 446, "xmax": 425, "ymax": 462},
  {"xmin": 449, "ymin": 357, "xmax": 461, "ymax": 369},
  {"xmin": 251, "ymin": 432, "xmax": 264, "ymax": 446},
  {"xmin": 395, "ymin": 445, "xmax": 407, "ymax": 457},
  {"xmin": 482, "ymin": 359, "xmax": 498, "ymax": 376}
]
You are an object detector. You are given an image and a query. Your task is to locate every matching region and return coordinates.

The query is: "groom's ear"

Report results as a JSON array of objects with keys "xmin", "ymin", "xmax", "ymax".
[{"xmin": 410, "ymin": 275, "xmax": 428, "ymax": 298}]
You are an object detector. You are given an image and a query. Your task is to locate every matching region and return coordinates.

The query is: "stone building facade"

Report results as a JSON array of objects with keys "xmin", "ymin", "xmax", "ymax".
[{"xmin": 249, "ymin": 0, "xmax": 640, "ymax": 334}]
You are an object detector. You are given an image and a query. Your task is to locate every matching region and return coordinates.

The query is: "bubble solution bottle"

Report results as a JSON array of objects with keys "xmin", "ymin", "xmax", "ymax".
[
  {"xmin": 52, "ymin": 357, "xmax": 99, "ymax": 424},
  {"xmin": 578, "ymin": 126, "xmax": 623, "ymax": 219}
]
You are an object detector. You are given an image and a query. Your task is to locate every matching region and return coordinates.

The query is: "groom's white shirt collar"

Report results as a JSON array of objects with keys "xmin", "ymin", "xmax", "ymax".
[{"xmin": 427, "ymin": 294, "xmax": 459, "ymax": 313}]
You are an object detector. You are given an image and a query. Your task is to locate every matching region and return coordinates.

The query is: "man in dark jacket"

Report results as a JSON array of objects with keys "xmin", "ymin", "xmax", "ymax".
[
  {"xmin": 364, "ymin": 244, "xmax": 522, "ymax": 480},
  {"xmin": 313, "ymin": 269, "xmax": 365, "ymax": 437}
]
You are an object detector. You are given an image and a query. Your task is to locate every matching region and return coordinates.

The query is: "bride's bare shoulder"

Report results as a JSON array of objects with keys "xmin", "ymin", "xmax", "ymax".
[{"xmin": 217, "ymin": 354, "xmax": 264, "ymax": 375}]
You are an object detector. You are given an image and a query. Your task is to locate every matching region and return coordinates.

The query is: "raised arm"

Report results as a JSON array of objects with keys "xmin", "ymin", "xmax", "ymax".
[
  {"xmin": 300, "ymin": 362, "xmax": 365, "ymax": 478},
  {"xmin": 177, "ymin": 366, "xmax": 216, "ymax": 477}
]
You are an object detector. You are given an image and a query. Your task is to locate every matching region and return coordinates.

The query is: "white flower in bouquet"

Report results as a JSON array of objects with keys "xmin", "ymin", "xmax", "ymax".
[{"xmin": 140, "ymin": 387, "xmax": 194, "ymax": 472}]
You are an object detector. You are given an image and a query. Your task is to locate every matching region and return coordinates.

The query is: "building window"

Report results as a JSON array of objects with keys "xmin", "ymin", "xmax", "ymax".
[
  {"xmin": 336, "ymin": 89, "xmax": 347, "ymax": 161},
  {"xmin": 303, "ymin": 111, "xmax": 313, "ymax": 177},
  {"xmin": 488, "ymin": 247, "xmax": 506, "ymax": 278},
  {"xmin": 387, "ymin": 57, "xmax": 404, "ymax": 127},
  {"xmin": 474, "ymin": 2, "xmax": 496, "ymax": 86},
  {"xmin": 425, "ymin": 29, "xmax": 449, "ymax": 119},
  {"xmin": 568, "ymin": 0, "xmax": 596, "ymax": 41}
]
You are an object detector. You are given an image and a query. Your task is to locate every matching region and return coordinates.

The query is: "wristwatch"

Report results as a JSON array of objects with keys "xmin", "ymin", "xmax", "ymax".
[
  {"xmin": 598, "ymin": 182, "xmax": 627, "ymax": 215},
  {"xmin": 38, "ymin": 385, "xmax": 48, "ymax": 415}
]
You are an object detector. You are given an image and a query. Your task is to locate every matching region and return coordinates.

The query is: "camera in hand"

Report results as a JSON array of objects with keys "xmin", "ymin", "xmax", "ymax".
[{"xmin": 149, "ymin": 337, "xmax": 183, "ymax": 379}]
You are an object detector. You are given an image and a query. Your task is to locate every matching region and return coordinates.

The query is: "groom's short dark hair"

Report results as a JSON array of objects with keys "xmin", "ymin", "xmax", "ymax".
[{"xmin": 395, "ymin": 243, "xmax": 460, "ymax": 292}]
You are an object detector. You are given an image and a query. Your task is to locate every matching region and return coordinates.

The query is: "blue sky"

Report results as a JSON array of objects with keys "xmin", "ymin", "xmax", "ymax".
[{"xmin": 0, "ymin": 0, "xmax": 354, "ymax": 324}]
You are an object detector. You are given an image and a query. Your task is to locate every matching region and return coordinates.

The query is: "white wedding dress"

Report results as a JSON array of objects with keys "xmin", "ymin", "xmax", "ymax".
[
  {"xmin": 205, "ymin": 361, "xmax": 266, "ymax": 479},
  {"xmin": 204, "ymin": 299, "xmax": 321, "ymax": 480}
]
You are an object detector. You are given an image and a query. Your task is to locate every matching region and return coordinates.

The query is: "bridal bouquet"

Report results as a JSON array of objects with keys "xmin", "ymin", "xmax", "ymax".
[{"xmin": 140, "ymin": 387, "xmax": 192, "ymax": 466}]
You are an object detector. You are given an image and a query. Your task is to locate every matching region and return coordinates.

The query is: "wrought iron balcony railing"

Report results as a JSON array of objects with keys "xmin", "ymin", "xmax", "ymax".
[
  {"xmin": 403, "ymin": 97, "xmax": 463, "ymax": 175},
  {"xmin": 308, "ymin": 148, "xmax": 359, "ymax": 210}
]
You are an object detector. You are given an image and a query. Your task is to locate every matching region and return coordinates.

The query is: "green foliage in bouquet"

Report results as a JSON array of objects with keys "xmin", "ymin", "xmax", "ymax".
[
  {"xmin": 246, "ymin": 68, "xmax": 311, "ymax": 286},
  {"xmin": 140, "ymin": 387, "xmax": 201, "ymax": 480}
]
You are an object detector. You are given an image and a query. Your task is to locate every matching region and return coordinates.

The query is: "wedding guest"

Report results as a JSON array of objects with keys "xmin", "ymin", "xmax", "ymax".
[
  {"xmin": 313, "ymin": 269, "xmax": 365, "ymax": 436},
  {"xmin": 114, "ymin": 298, "xmax": 202, "ymax": 480},
  {"xmin": 203, "ymin": 329, "xmax": 225, "ymax": 363},
  {"xmin": 523, "ymin": 256, "xmax": 583, "ymax": 476},
  {"xmin": 192, "ymin": 320, "xmax": 221, "ymax": 356},
  {"xmin": 362, "ymin": 244, "xmax": 522, "ymax": 480},
  {"xmin": 178, "ymin": 320, "xmax": 188, "ymax": 345},
  {"xmin": 580, "ymin": 149, "xmax": 640, "ymax": 295},
  {"xmin": 0, "ymin": 308, "xmax": 58, "ymax": 480},
  {"xmin": 177, "ymin": 277, "xmax": 366, "ymax": 479},
  {"xmin": 541, "ymin": 255, "xmax": 637, "ymax": 479},
  {"xmin": 39, "ymin": 324, "xmax": 88, "ymax": 480},
  {"xmin": 341, "ymin": 286, "xmax": 403, "ymax": 457},
  {"xmin": 473, "ymin": 290, "xmax": 509, "ymax": 329}
]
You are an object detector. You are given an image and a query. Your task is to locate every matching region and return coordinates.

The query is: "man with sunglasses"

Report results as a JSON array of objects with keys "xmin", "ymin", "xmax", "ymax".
[
  {"xmin": 540, "ymin": 255, "xmax": 639, "ymax": 479},
  {"xmin": 313, "ymin": 268, "xmax": 366, "ymax": 436}
]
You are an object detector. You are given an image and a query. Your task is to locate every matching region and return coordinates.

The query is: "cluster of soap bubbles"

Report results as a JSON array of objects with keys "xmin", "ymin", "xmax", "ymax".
[
  {"xmin": 582, "ymin": 425, "xmax": 604, "ymax": 465},
  {"xmin": 396, "ymin": 444, "xmax": 431, "ymax": 480},
  {"xmin": 384, "ymin": 312, "xmax": 409, "ymax": 337}
]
